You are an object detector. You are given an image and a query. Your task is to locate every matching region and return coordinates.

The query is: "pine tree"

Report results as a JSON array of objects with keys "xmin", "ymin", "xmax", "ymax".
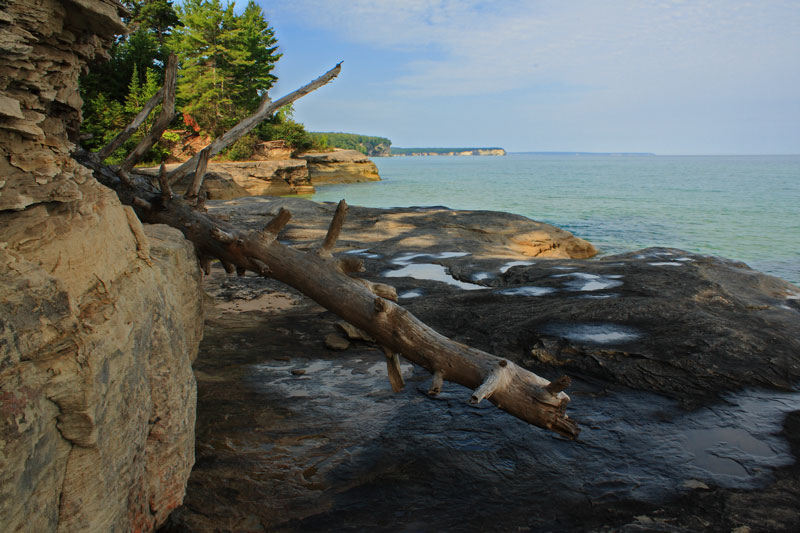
[
  {"xmin": 233, "ymin": 1, "xmax": 281, "ymax": 109},
  {"xmin": 171, "ymin": 0, "xmax": 281, "ymax": 136},
  {"xmin": 130, "ymin": 0, "xmax": 181, "ymax": 45}
]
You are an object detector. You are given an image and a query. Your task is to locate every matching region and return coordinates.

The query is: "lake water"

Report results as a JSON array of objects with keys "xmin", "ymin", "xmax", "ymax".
[{"xmin": 312, "ymin": 154, "xmax": 800, "ymax": 285}]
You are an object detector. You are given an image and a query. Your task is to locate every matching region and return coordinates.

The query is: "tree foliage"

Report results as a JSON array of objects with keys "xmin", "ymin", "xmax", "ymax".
[
  {"xmin": 170, "ymin": 0, "xmax": 280, "ymax": 136},
  {"xmin": 309, "ymin": 132, "xmax": 392, "ymax": 156},
  {"xmin": 81, "ymin": 1, "xmax": 178, "ymax": 107},
  {"xmin": 80, "ymin": 0, "xmax": 330, "ymax": 162},
  {"xmin": 80, "ymin": 1, "xmax": 181, "ymax": 163},
  {"xmin": 251, "ymin": 104, "xmax": 318, "ymax": 154}
]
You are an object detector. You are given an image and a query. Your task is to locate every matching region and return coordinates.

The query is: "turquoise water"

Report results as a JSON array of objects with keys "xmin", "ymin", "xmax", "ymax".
[{"xmin": 311, "ymin": 154, "xmax": 800, "ymax": 285}]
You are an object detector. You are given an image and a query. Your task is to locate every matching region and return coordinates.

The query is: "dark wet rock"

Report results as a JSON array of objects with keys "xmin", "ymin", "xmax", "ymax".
[
  {"xmin": 161, "ymin": 198, "xmax": 800, "ymax": 532},
  {"xmin": 414, "ymin": 247, "xmax": 800, "ymax": 407}
]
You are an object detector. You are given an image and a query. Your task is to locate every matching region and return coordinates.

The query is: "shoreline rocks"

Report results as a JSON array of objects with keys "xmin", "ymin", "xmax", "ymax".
[
  {"xmin": 142, "ymin": 149, "xmax": 380, "ymax": 200},
  {"xmin": 164, "ymin": 196, "xmax": 800, "ymax": 532},
  {"xmin": 298, "ymin": 149, "xmax": 380, "ymax": 184},
  {"xmin": 390, "ymin": 148, "xmax": 507, "ymax": 156}
]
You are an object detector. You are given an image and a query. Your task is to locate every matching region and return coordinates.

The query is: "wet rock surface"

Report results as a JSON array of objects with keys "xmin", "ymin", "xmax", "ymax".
[{"xmin": 163, "ymin": 197, "xmax": 800, "ymax": 532}]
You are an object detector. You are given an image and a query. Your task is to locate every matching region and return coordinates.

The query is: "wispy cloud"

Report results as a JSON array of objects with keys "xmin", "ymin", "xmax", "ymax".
[
  {"xmin": 263, "ymin": 0, "xmax": 800, "ymax": 152},
  {"xmin": 270, "ymin": 0, "xmax": 800, "ymax": 98}
]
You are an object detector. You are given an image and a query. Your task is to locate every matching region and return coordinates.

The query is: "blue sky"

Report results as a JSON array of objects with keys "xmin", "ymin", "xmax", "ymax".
[{"xmin": 253, "ymin": 1, "xmax": 799, "ymax": 154}]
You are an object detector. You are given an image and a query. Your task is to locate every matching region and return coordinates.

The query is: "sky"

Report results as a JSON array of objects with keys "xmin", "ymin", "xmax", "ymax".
[{"xmin": 253, "ymin": 0, "xmax": 800, "ymax": 154}]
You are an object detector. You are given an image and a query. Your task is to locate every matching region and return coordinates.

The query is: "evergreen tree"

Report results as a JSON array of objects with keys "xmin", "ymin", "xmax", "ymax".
[
  {"xmin": 233, "ymin": 1, "xmax": 281, "ymax": 109},
  {"xmin": 80, "ymin": 1, "xmax": 181, "ymax": 163},
  {"xmin": 81, "ymin": 1, "xmax": 180, "ymax": 104},
  {"xmin": 130, "ymin": 0, "xmax": 181, "ymax": 45},
  {"xmin": 171, "ymin": 0, "xmax": 281, "ymax": 136}
]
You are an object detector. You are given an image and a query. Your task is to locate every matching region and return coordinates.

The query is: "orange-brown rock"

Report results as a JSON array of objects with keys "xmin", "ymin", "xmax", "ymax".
[
  {"xmin": 144, "ymin": 159, "xmax": 315, "ymax": 199},
  {"xmin": 252, "ymin": 139, "xmax": 293, "ymax": 161},
  {"xmin": 298, "ymin": 149, "xmax": 381, "ymax": 185}
]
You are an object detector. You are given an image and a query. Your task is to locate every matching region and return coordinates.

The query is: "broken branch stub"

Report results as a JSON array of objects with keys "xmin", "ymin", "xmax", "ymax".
[
  {"xmin": 320, "ymin": 199, "xmax": 348, "ymax": 256},
  {"xmin": 383, "ymin": 348, "xmax": 405, "ymax": 393},
  {"xmin": 184, "ymin": 146, "xmax": 211, "ymax": 203}
]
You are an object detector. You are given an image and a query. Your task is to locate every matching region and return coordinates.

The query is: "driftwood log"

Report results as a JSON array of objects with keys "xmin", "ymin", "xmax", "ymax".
[{"xmin": 78, "ymin": 62, "xmax": 580, "ymax": 439}]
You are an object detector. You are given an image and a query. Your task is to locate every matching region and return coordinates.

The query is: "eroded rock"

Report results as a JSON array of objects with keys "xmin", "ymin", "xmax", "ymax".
[
  {"xmin": 298, "ymin": 149, "xmax": 381, "ymax": 185},
  {"xmin": 141, "ymin": 149, "xmax": 382, "ymax": 200},
  {"xmin": 1, "ymin": 1, "xmax": 204, "ymax": 530}
]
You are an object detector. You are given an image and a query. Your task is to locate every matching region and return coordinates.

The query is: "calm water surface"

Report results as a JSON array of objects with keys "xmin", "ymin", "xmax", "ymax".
[{"xmin": 312, "ymin": 154, "xmax": 800, "ymax": 285}]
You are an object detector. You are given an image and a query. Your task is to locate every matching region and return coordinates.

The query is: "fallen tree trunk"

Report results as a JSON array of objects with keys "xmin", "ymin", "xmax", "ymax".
[{"xmin": 76, "ymin": 63, "xmax": 580, "ymax": 439}]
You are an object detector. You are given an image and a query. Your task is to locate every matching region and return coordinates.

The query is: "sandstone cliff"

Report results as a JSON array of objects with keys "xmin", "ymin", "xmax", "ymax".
[
  {"xmin": 152, "ymin": 159, "xmax": 314, "ymax": 199},
  {"xmin": 0, "ymin": 1, "xmax": 203, "ymax": 531},
  {"xmin": 144, "ymin": 148, "xmax": 380, "ymax": 200},
  {"xmin": 298, "ymin": 149, "xmax": 381, "ymax": 185}
]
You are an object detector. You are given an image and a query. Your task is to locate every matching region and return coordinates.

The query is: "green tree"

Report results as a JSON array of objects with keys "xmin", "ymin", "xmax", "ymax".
[
  {"xmin": 232, "ymin": 1, "xmax": 280, "ymax": 110},
  {"xmin": 82, "ymin": 64, "xmax": 170, "ymax": 164},
  {"xmin": 171, "ymin": 0, "xmax": 281, "ymax": 136},
  {"xmin": 255, "ymin": 104, "xmax": 320, "ymax": 154},
  {"xmin": 130, "ymin": 0, "xmax": 181, "ymax": 45},
  {"xmin": 81, "ymin": 1, "xmax": 180, "ymax": 104}
]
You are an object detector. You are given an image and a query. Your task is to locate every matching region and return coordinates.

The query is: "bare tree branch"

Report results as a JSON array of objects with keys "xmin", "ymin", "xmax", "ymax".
[
  {"xmin": 96, "ymin": 88, "xmax": 164, "ymax": 161},
  {"xmin": 157, "ymin": 164, "xmax": 172, "ymax": 205},
  {"xmin": 167, "ymin": 62, "xmax": 342, "ymax": 185},
  {"xmin": 120, "ymin": 53, "xmax": 178, "ymax": 173},
  {"xmin": 184, "ymin": 146, "xmax": 211, "ymax": 202}
]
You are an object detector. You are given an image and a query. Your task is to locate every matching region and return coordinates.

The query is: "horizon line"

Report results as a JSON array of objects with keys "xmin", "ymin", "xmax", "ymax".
[{"xmin": 508, "ymin": 151, "xmax": 800, "ymax": 157}]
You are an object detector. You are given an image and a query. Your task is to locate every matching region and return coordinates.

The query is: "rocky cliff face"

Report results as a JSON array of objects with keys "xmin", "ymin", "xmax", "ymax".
[
  {"xmin": 0, "ymin": 1, "xmax": 203, "ymax": 531},
  {"xmin": 148, "ymin": 149, "xmax": 380, "ymax": 200},
  {"xmin": 298, "ymin": 149, "xmax": 381, "ymax": 185}
]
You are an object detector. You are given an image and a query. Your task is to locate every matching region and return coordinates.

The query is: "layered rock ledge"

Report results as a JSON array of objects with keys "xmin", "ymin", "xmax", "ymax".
[
  {"xmin": 297, "ymin": 149, "xmax": 380, "ymax": 184},
  {"xmin": 143, "ymin": 149, "xmax": 380, "ymax": 200},
  {"xmin": 1, "ymin": 1, "xmax": 204, "ymax": 530}
]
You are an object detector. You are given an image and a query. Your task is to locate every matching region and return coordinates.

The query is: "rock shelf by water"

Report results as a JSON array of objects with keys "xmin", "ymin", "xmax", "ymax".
[{"xmin": 163, "ymin": 197, "xmax": 800, "ymax": 532}]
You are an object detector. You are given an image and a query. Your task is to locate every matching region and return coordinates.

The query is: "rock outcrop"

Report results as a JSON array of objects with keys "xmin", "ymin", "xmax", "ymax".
[
  {"xmin": 252, "ymin": 139, "xmax": 293, "ymax": 161},
  {"xmin": 145, "ymin": 149, "xmax": 381, "ymax": 200},
  {"xmin": 298, "ymin": 149, "xmax": 381, "ymax": 185},
  {"xmin": 161, "ymin": 197, "xmax": 800, "ymax": 533},
  {"xmin": 1, "ymin": 1, "xmax": 203, "ymax": 531},
  {"xmin": 200, "ymin": 196, "xmax": 597, "ymax": 260}
]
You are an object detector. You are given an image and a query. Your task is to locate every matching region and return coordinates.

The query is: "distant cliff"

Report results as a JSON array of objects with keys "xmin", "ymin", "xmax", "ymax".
[{"xmin": 391, "ymin": 147, "xmax": 506, "ymax": 156}]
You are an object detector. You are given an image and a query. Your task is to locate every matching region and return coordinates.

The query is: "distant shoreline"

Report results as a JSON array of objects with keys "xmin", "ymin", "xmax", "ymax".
[{"xmin": 389, "ymin": 147, "xmax": 506, "ymax": 156}]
